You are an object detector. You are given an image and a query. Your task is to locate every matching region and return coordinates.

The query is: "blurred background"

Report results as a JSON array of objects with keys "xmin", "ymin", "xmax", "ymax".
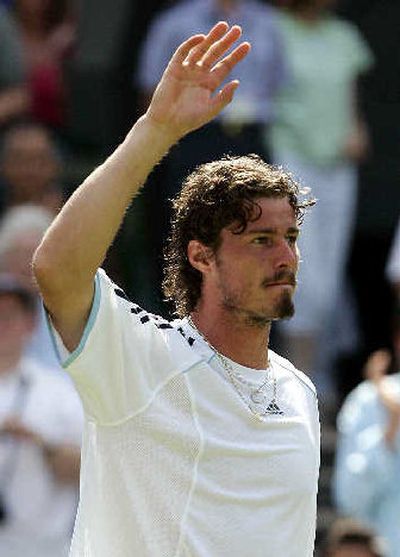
[{"xmin": 0, "ymin": 0, "xmax": 399, "ymax": 555}]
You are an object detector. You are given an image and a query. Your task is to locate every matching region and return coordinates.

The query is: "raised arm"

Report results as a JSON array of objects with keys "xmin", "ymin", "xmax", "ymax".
[{"xmin": 33, "ymin": 22, "xmax": 250, "ymax": 351}]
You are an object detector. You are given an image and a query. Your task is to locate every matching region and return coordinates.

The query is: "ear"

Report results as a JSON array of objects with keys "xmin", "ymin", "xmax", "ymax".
[{"xmin": 187, "ymin": 240, "xmax": 214, "ymax": 274}]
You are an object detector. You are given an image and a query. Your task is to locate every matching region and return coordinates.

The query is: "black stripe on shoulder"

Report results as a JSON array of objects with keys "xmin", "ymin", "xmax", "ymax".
[
  {"xmin": 114, "ymin": 288, "xmax": 132, "ymax": 302},
  {"xmin": 157, "ymin": 323, "xmax": 173, "ymax": 330},
  {"xmin": 131, "ymin": 306, "xmax": 145, "ymax": 315}
]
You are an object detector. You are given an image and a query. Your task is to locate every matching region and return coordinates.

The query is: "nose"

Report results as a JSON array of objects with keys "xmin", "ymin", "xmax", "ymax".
[{"xmin": 275, "ymin": 238, "xmax": 298, "ymax": 270}]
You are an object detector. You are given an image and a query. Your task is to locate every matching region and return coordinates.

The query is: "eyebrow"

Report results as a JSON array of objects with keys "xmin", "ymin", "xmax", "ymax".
[{"xmin": 244, "ymin": 226, "xmax": 300, "ymax": 235}]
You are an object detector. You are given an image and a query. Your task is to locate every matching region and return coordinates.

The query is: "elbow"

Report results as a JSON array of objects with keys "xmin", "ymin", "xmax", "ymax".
[
  {"xmin": 32, "ymin": 241, "xmax": 65, "ymax": 298},
  {"xmin": 32, "ymin": 243, "xmax": 52, "ymax": 290}
]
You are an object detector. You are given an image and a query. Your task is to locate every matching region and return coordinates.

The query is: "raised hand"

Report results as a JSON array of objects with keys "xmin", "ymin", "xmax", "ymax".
[
  {"xmin": 364, "ymin": 349, "xmax": 400, "ymax": 447},
  {"xmin": 146, "ymin": 22, "xmax": 251, "ymax": 141}
]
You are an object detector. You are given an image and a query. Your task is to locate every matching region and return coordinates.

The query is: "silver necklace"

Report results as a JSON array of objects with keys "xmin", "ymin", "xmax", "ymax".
[{"xmin": 187, "ymin": 317, "xmax": 282, "ymax": 421}]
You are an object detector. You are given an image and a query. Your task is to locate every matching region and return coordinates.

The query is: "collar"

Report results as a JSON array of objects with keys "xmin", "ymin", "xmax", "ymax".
[{"xmin": 173, "ymin": 317, "xmax": 216, "ymax": 363}]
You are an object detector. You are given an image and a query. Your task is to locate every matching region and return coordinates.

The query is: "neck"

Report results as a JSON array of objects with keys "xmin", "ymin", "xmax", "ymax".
[
  {"xmin": 291, "ymin": 8, "xmax": 324, "ymax": 23},
  {"xmin": 190, "ymin": 306, "xmax": 271, "ymax": 370}
]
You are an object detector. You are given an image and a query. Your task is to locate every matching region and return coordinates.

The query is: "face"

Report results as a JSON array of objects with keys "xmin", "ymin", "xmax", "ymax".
[
  {"xmin": 1, "ymin": 128, "xmax": 59, "ymax": 201},
  {"xmin": 330, "ymin": 544, "xmax": 377, "ymax": 557},
  {"xmin": 207, "ymin": 197, "xmax": 299, "ymax": 326}
]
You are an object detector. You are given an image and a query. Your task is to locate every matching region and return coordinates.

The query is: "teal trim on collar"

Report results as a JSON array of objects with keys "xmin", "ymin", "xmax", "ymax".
[{"xmin": 45, "ymin": 273, "xmax": 101, "ymax": 369}]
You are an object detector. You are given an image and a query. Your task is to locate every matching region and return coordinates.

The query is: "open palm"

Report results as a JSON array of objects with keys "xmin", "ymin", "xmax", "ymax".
[{"xmin": 146, "ymin": 22, "xmax": 251, "ymax": 140}]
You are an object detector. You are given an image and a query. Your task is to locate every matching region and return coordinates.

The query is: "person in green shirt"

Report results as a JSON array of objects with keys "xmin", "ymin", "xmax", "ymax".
[{"xmin": 270, "ymin": 0, "xmax": 373, "ymax": 393}]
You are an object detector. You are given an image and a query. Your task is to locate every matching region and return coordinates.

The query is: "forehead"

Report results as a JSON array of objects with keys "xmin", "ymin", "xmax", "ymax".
[{"xmin": 249, "ymin": 197, "xmax": 296, "ymax": 227}]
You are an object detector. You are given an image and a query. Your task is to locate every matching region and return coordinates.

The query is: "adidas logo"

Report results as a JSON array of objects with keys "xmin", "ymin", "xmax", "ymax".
[{"xmin": 264, "ymin": 401, "xmax": 284, "ymax": 415}]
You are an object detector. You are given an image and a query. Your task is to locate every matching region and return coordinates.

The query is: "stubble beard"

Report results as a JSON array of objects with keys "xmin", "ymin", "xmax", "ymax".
[{"xmin": 221, "ymin": 286, "xmax": 295, "ymax": 329}]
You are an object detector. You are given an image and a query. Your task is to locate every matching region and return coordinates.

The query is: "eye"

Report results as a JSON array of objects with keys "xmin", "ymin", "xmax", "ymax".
[
  {"xmin": 286, "ymin": 235, "xmax": 298, "ymax": 245},
  {"xmin": 252, "ymin": 236, "xmax": 273, "ymax": 246}
]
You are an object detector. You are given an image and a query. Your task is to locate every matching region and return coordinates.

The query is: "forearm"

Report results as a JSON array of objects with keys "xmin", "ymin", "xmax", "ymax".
[
  {"xmin": 34, "ymin": 114, "xmax": 176, "ymax": 298},
  {"xmin": 34, "ymin": 23, "xmax": 249, "ymax": 348}
]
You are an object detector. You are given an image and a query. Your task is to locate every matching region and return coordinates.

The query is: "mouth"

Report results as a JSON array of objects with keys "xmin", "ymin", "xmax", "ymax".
[
  {"xmin": 262, "ymin": 271, "xmax": 297, "ymax": 289},
  {"xmin": 264, "ymin": 282, "xmax": 296, "ymax": 288}
]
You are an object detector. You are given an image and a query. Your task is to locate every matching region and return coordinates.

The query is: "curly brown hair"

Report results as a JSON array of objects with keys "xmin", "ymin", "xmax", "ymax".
[{"xmin": 162, "ymin": 154, "xmax": 315, "ymax": 317}]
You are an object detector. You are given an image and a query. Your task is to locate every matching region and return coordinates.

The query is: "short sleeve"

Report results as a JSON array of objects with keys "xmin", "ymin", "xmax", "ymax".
[{"xmin": 48, "ymin": 269, "xmax": 200, "ymax": 425}]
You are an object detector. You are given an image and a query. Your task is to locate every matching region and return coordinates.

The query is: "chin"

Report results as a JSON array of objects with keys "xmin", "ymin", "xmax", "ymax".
[{"xmin": 271, "ymin": 291, "xmax": 295, "ymax": 320}]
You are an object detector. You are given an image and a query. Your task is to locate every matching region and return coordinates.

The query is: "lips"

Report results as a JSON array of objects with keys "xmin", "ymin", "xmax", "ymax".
[
  {"xmin": 265, "ymin": 282, "xmax": 296, "ymax": 287},
  {"xmin": 262, "ymin": 271, "xmax": 297, "ymax": 289}
]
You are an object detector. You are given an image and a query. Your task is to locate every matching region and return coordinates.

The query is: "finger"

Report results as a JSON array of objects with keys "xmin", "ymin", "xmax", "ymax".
[
  {"xmin": 169, "ymin": 34, "xmax": 206, "ymax": 67},
  {"xmin": 201, "ymin": 25, "xmax": 242, "ymax": 69},
  {"xmin": 209, "ymin": 80, "xmax": 240, "ymax": 114},
  {"xmin": 185, "ymin": 21, "xmax": 230, "ymax": 65},
  {"xmin": 209, "ymin": 42, "xmax": 251, "ymax": 89}
]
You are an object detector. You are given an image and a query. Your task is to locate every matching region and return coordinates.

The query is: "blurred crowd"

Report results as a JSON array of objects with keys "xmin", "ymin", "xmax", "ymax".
[{"xmin": 0, "ymin": 0, "xmax": 398, "ymax": 555}]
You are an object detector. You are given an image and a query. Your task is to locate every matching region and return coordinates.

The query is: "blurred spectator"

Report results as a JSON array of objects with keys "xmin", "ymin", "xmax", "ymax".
[
  {"xmin": 0, "ymin": 121, "xmax": 64, "ymax": 215},
  {"xmin": 137, "ymin": 0, "xmax": 287, "ymax": 186},
  {"xmin": 321, "ymin": 517, "xmax": 386, "ymax": 557},
  {"xmin": 333, "ymin": 329, "xmax": 400, "ymax": 557},
  {"xmin": 386, "ymin": 218, "xmax": 400, "ymax": 303},
  {"xmin": 0, "ymin": 204, "xmax": 60, "ymax": 369},
  {"xmin": 12, "ymin": 0, "xmax": 76, "ymax": 130},
  {"xmin": 270, "ymin": 0, "xmax": 373, "ymax": 391},
  {"xmin": 0, "ymin": 5, "xmax": 29, "ymax": 127},
  {"xmin": 0, "ymin": 273, "xmax": 82, "ymax": 557}
]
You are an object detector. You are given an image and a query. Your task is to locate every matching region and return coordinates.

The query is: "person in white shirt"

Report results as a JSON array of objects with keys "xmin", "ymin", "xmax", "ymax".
[
  {"xmin": 33, "ymin": 23, "xmax": 320, "ymax": 557},
  {"xmin": 0, "ymin": 274, "xmax": 82, "ymax": 557}
]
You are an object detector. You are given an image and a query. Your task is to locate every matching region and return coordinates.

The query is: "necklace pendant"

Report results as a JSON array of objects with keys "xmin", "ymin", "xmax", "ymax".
[{"xmin": 250, "ymin": 391, "xmax": 266, "ymax": 405}]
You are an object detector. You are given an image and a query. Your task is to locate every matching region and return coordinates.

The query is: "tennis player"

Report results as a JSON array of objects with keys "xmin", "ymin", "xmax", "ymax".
[{"xmin": 34, "ymin": 22, "xmax": 320, "ymax": 557}]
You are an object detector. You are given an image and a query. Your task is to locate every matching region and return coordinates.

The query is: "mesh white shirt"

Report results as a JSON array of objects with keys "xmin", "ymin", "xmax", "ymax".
[{"xmin": 51, "ymin": 269, "xmax": 320, "ymax": 557}]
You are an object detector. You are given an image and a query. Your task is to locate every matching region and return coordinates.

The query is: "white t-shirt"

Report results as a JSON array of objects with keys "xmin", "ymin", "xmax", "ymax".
[
  {"xmin": 52, "ymin": 269, "xmax": 320, "ymax": 557},
  {"xmin": 0, "ymin": 358, "xmax": 83, "ymax": 557}
]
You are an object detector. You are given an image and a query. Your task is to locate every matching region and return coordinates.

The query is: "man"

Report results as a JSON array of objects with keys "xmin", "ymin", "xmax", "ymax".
[
  {"xmin": 0, "ymin": 274, "xmax": 82, "ymax": 557},
  {"xmin": 34, "ymin": 23, "xmax": 320, "ymax": 556},
  {"xmin": 0, "ymin": 121, "xmax": 64, "ymax": 216},
  {"xmin": 0, "ymin": 204, "xmax": 61, "ymax": 369}
]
